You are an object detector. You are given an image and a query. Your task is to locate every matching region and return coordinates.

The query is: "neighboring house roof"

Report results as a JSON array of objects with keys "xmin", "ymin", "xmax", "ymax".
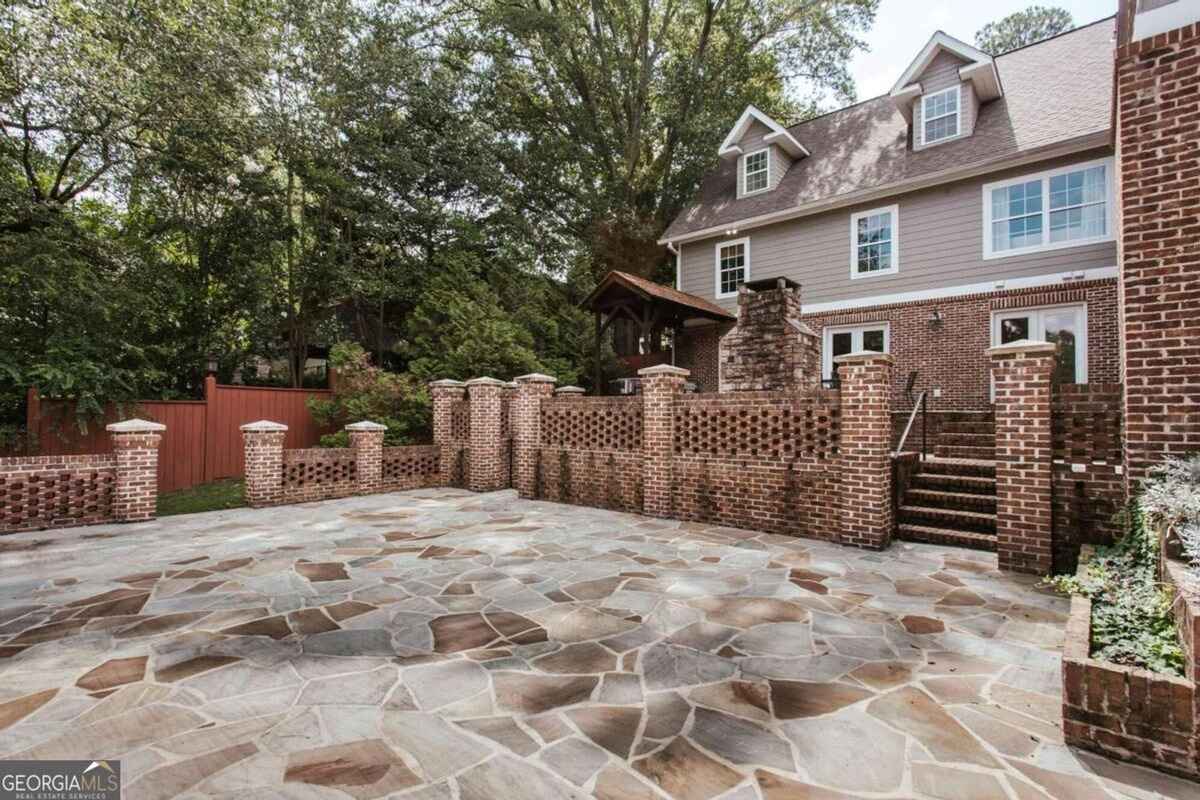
[
  {"xmin": 582, "ymin": 271, "xmax": 736, "ymax": 321},
  {"xmin": 661, "ymin": 17, "xmax": 1115, "ymax": 244}
]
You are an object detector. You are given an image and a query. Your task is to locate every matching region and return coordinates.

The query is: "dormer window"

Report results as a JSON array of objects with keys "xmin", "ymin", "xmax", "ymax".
[
  {"xmin": 921, "ymin": 86, "xmax": 960, "ymax": 145},
  {"xmin": 742, "ymin": 149, "xmax": 770, "ymax": 195}
]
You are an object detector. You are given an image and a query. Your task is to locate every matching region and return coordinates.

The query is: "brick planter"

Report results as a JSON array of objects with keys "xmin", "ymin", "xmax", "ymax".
[{"xmin": 1063, "ymin": 544, "xmax": 1200, "ymax": 779}]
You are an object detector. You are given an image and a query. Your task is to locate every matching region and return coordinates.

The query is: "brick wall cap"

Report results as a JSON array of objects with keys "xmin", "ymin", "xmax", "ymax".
[
  {"xmin": 986, "ymin": 339, "xmax": 1058, "ymax": 357},
  {"xmin": 240, "ymin": 420, "xmax": 289, "ymax": 432},
  {"xmin": 106, "ymin": 418, "xmax": 166, "ymax": 433},
  {"xmin": 514, "ymin": 373, "xmax": 557, "ymax": 384},
  {"xmin": 832, "ymin": 351, "xmax": 895, "ymax": 365},
  {"xmin": 503, "ymin": 382, "xmax": 518, "ymax": 389},
  {"xmin": 556, "ymin": 386, "xmax": 586, "ymax": 395},
  {"xmin": 465, "ymin": 376, "xmax": 505, "ymax": 387},
  {"xmin": 345, "ymin": 420, "xmax": 387, "ymax": 431},
  {"xmin": 637, "ymin": 364, "xmax": 691, "ymax": 377},
  {"xmin": 429, "ymin": 379, "xmax": 466, "ymax": 387}
]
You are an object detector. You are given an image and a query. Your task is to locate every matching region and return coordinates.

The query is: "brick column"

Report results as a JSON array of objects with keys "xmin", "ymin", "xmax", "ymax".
[
  {"xmin": 430, "ymin": 380, "xmax": 465, "ymax": 486},
  {"xmin": 467, "ymin": 377, "xmax": 505, "ymax": 492},
  {"xmin": 107, "ymin": 419, "xmax": 165, "ymax": 523},
  {"xmin": 512, "ymin": 373, "xmax": 557, "ymax": 498},
  {"xmin": 989, "ymin": 340, "xmax": 1056, "ymax": 575},
  {"xmin": 241, "ymin": 420, "xmax": 287, "ymax": 507},
  {"xmin": 835, "ymin": 352, "xmax": 894, "ymax": 550},
  {"xmin": 640, "ymin": 364, "xmax": 688, "ymax": 517},
  {"xmin": 347, "ymin": 421, "xmax": 386, "ymax": 494},
  {"xmin": 556, "ymin": 386, "xmax": 585, "ymax": 397}
]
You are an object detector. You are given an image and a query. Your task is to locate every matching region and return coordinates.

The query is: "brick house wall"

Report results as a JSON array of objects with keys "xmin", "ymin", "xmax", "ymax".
[
  {"xmin": 675, "ymin": 324, "xmax": 729, "ymax": 393},
  {"xmin": 1116, "ymin": 21, "xmax": 1200, "ymax": 480},
  {"xmin": 678, "ymin": 278, "xmax": 1118, "ymax": 412}
]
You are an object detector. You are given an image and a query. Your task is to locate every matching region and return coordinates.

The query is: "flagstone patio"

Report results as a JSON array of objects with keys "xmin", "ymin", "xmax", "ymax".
[{"xmin": 0, "ymin": 488, "xmax": 1197, "ymax": 800}]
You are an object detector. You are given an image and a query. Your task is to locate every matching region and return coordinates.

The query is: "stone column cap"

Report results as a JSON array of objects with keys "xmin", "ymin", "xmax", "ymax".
[
  {"xmin": 833, "ymin": 351, "xmax": 895, "ymax": 365},
  {"xmin": 986, "ymin": 339, "xmax": 1058, "ymax": 357},
  {"xmin": 514, "ymin": 373, "xmax": 557, "ymax": 384},
  {"xmin": 240, "ymin": 420, "xmax": 289, "ymax": 432},
  {"xmin": 345, "ymin": 420, "xmax": 387, "ymax": 431},
  {"xmin": 106, "ymin": 418, "xmax": 166, "ymax": 433},
  {"xmin": 429, "ymin": 379, "xmax": 466, "ymax": 388},
  {"xmin": 503, "ymin": 382, "xmax": 518, "ymax": 389},
  {"xmin": 638, "ymin": 364, "xmax": 690, "ymax": 377},
  {"xmin": 465, "ymin": 376, "xmax": 505, "ymax": 387},
  {"xmin": 556, "ymin": 386, "xmax": 586, "ymax": 395}
]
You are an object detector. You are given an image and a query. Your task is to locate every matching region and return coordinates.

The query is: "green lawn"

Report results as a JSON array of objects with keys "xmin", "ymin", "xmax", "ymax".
[{"xmin": 157, "ymin": 479, "xmax": 246, "ymax": 517}]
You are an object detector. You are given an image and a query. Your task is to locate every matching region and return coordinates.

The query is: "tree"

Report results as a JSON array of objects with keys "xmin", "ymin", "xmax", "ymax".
[{"xmin": 975, "ymin": 6, "xmax": 1073, "ymax": 55}]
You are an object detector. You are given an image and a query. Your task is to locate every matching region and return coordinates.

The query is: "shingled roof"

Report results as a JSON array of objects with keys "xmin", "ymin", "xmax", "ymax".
[
  {"xmin": 582, "ymin": 271, "xmax": 736, "ymax": 321},
  {"xmin": 662, "ymin": 17, "xmax": 1116, "ymax": 243}
]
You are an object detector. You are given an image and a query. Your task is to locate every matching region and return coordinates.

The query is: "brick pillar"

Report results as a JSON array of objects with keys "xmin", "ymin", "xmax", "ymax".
[
  {"xmin": 640, "ymin": 364, "xmax": 688, "ymax": 517},
  {"xmin": 430, "ymin": 380, "xmax": 465, "ymax": 486},
  {"xmin": 347, "ymin": 421, "xmax": 386, "ymax": 494},
  {"xmin": 556, "ymin": 386, "xmax": 585, "ymax": 396},
  {"xmin": 467, "ymin": 377, "xmax": 505, "ymax": 492},
  {"xmin": 989, "ymin": 340, "xmax": 1056, "ymax": 575},
  {"xmin": 513, "ymin": 373, "xmax": 557, "ymax": 498},
  {"xmin": 241, "ymin": 420, "xmax": 287, "ymax": 507},
  {"xmin": 107, "ymin": 419, "xmax": 165, "ymax": 522},
  {"xmin": 835, "ymin": 353, "xmax": 894, "ymax": 550}
]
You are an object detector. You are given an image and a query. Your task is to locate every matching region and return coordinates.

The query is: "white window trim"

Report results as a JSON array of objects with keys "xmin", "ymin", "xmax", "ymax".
[
  {"xmin": 849, "ymin": 204, "xmax": 900, "ymax": 279},
  {"xmin": 740, "ymin": 147, "xmax": 771, "ymax": 197},
  {"xmin": 919, "ymin": 85, "xmax": 961, "ymax": 147},
  {"xmin": 982, "ymin": 157, "xmax": 1115, "ymax": 260},
  {"xmin": 822, "ymin": 322, "xmax": 891, "ymax": 381},
  {"xmin": 714, "ymin": 237, "xmax": 750, "ymax": 299},
  {"xmin": 988, "ymin": 303, "xmax": 1088, "ymax": 400}
]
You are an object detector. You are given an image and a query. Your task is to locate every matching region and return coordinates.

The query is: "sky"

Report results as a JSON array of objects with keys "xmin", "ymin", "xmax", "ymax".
[{"xmin": 848, "ymin": 0, "xmax": 1119, "ymax": 99}]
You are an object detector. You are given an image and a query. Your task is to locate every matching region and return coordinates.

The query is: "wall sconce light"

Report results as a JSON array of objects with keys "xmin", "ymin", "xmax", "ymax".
[
  {"xmin": 928, "ymin": 309, "xmax": 943, "ymax": 330},
  {"xmin": 205, "ymin": 354, "xmax": 219, "ymax": 375}
]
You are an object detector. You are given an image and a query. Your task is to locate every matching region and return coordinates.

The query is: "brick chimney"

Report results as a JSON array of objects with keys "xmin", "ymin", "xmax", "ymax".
[{"xmin": 718, "ymin": 277, "xmax": 821, "ymax": 392}]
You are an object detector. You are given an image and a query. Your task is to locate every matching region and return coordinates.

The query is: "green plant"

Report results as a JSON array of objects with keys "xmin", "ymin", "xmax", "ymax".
[
  {"xmin": 307, "ymin": 342, "xmax": 430, "ymax": 446},
  {"xmin": 1049, "ymin": 503, "xmax": 1185, "ymax": 676}
]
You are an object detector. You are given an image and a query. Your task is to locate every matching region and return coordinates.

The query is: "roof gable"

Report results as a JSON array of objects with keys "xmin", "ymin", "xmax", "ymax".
[
  {"xmin": 718, "ymin": 105, "xmax": 809, "ymax": 160},
  {"xmin": 889, "ymin": 31, "xmax": 1002, "ymax": 120}
]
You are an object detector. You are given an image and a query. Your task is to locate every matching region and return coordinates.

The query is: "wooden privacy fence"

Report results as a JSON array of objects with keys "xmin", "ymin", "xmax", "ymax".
[{"xmin": 26, "ymin": 376, "xmax": 333, "ymax": 492}]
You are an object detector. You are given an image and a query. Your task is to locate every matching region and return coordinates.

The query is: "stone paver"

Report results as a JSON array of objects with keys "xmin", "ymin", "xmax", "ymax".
[{"xmin": 0, "ymin": 487, "xmax": 1195, "ymax": 799}]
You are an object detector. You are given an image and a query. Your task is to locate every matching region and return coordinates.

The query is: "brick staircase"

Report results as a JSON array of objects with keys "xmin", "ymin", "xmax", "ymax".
[{"xmin": 897, "ymin": 413, "xmax": 997, "ymax": 551}]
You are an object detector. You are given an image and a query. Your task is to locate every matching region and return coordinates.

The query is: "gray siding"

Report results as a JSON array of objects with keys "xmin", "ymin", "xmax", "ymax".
[{"xmin": 680, "ymin": 150, "xmax": 1117, "ymax": 309}]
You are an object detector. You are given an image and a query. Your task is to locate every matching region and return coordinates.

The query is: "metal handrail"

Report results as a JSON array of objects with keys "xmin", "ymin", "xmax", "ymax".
[{"xmin": 894, "ymin": 390, "xmax": 928, "ymax": 459}]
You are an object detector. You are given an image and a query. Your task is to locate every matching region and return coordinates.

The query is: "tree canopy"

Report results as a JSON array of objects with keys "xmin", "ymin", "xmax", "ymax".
[
  {"xmin": 0, "ymin": 0, "xmax": 877, "ymax": 436},
  {"xmin": 975, "ymin": 5, "xmax": 1073, "ymax": 55}
]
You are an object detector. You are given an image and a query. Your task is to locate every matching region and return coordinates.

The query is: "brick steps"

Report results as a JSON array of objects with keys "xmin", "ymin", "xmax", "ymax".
[
  {"xmin": 934, "ymin": 444, "xmax": 996, "ymax": 460},
  {"xmin": 897, "ymin": 523, "xmax": 997, "ymax": 551},
  {"xmin": 897, "ymin": 455, "xmax": 998, "ymax": 552}
]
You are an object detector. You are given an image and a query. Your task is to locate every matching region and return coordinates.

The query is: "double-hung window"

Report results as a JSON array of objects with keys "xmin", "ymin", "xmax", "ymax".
[
  {"xmin": 921, "ymin": 86, "xmax": 960, "ymax": 145},
  {"xmin": 742, "ymin": 148, "xmax": 770, "ymax": 195},
  {"xmin": 850, "ymin": 205, "xmax": 899, "ymax": 278},
  {"xmin": 984, "ymin": 159, "xmax": 1113, "ymax": 258},
  {"xmin": 715, "ymin": 238, "xmax": 749, "ymax": 298}
]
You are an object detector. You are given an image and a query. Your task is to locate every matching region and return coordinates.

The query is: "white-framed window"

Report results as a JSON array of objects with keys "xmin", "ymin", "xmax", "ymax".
[
  {"xmin": 990, "ymin": 303, "xmax": 1088, "ymax": 391},
  {"xmin": 714, "ymin": 237, "xmax": 749, "ymax": 298},
  {"xmin": 850, "ymin": 205, "xmax": 899, "ymax": 278},
  {"xmin": 822, "ymin": 322, "xmax": 890, "ymax": 382},
  {"xmin": 983, "ymin": 158, "xmax": 1114, "ymax": 259},
  {"xmin": 920, "ymin": 86, "xmax": 960, "ymax": 145},
  {"xmin": 742, "ymin": 148, "xmax": 770, "ymax": 196}
]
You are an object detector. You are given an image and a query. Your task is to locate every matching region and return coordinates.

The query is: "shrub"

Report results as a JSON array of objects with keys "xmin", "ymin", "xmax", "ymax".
[
  {"xmin": 1049, "ymin": 503, "xmax": 1185, "ymax": 676},
  {"xmin": 1141, "ymin": 454, "xmax": 1200, "ymax": 576},
  {"xmin": 307, "ymin": 343, "xmax": 430, "ymax": 446}
]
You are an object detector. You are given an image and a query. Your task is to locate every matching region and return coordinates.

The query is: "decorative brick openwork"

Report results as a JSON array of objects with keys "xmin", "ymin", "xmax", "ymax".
[
  {"xmin": 244, "ymin": 420, "xmax": 443, "ymax": 507},
  {"xmin": 1051, "ymin": 384, "xmax": 1126, "ymax": 572},
  {"xmin": 1117, "ymin": 20, "xmax": 1200, "ymax": 481},
  {"xmin": 990, "ymin": 341, "xmax": 1055, "ymax": 575},
  {"xmin": 0, "ymin": 455, "xmax": 117, "ymax": 533},
  {"xmin": 540, "ymin": 397, "xmax": 643, "ymax": 451},
  {"xmin": 674, "ymin": 392, "xmax": 839, "ymax": 460}
]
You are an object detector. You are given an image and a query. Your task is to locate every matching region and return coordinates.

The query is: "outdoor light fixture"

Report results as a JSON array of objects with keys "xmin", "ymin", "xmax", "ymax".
[
  {"xmin": 205, "ymin": 354, "xmax": 218, "ymax": 375},
  {"xmin": 928, "ymin": 309, "xmax": 943, "ymax": 329}
]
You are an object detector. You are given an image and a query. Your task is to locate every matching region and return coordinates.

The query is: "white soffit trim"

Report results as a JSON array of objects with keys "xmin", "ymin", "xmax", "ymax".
[
  {"xmin": 801, "ymin": 266, "xmax": 1117, "ymax": 315},
  {"xmin": 718, "ymin": 105, "xmax": 809, "ymax": 160}
]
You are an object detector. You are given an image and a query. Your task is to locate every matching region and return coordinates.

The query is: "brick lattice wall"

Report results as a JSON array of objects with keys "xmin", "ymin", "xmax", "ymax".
[
  {"xmin": 1051, "ymin": 384, "xmax": 1126, "ymax": 572},
  {"xmin": 0, "ymin": 454, "xmax": 117, "ymax": 533},
  {"xmin": 281, "ymin": 448, "xmax": 358, "ymax": 504},
  {"xmin": 381, "ymin": 445, "xmax": 443, "ymax": 491},
  {"xmin": 1117, "ymin": 23, "xmax": 1200, "ymax": 480},
  {"xmin": 540, "ymin": 397, "xmax": 643, "ymax": 451}
]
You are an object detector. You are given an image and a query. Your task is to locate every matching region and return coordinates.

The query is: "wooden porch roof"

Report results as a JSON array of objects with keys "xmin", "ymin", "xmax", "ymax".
[{"xmin": 581, "ymin": 271, "xmax": 735, "ymax": 323}]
